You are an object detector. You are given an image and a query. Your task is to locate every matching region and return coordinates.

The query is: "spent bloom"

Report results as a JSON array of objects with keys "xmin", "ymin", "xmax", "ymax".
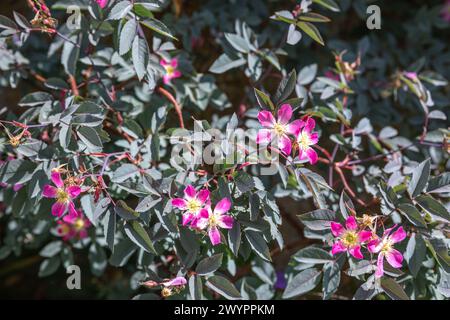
[
  {"xmin": 171, "ymin": 185, "xmax": 210, "ymax": 226},
  {"xmin": 295, "ymin": 117, "xmax": 319, "ymax": 165},
  {"xmin": 42, "ymin": 169, "xmax": 81, "ymax": 217},
  {"xmin": 330, "ymin": 216, "xmax": 372, "ymax": 259},
  {"xmin": 196, "ymin": 198, "xmax": 233, "ymax": 246},
  {"xmin": 160, "ymin": 58, "xmax": 182, "ymax": 84},
  {"xmin": 57, "ymin": 210, "xmax": 91, "ymax": 241},
  {"xmin": 256, "ymin": 104, "xmax": 303, "ymax": 155},
  {"xmin": 368, "ymin": 226, "xmax": 406, "ymax": 278}
]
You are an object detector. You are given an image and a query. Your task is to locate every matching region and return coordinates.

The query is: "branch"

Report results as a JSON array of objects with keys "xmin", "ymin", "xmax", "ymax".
[{"xmin": 157, "ymin": 87, "xmax": 185, "ymax": 128}]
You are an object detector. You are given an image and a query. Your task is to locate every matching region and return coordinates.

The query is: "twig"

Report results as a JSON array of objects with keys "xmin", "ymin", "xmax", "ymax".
[{"xmin": 157, "ymin": 87, "xmax": 185, "ymax": 128}]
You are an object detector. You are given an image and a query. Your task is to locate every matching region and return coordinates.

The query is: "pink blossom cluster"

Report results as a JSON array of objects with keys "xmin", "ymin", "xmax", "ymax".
[
  {"xmin": 256, "ymin": 104, "xmax": 320, "ymax": 164},
  {"xmin": 331, "ymin": 216, "xmax": 407, "ymax": 278},
  {"xmin": 42, "ymin": 169, "xmax": 90, "ymax": 240},
  {"xmin": 172, "ymin": 185, "xmax": 233, "ymax": 246}
]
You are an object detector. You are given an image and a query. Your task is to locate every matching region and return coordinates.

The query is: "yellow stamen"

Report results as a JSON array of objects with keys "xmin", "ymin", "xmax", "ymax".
[
  {"xmin": 56, "ymin": 189, "xmax": 69, "ymax": 203},
  {"xmin": 341, "ymin": 230, "xmax": 358, "ymax": 247},
  {"xmin": 73, "ymin": 218, "xmax": 85, "ymax": 231},
  {"xmin": 186, "ymin": 199, "xmax": 201, "ymax": 213},
  {"xmin": 273, "ymin": 123, "xmax": 286, "ymax": 136},
  {"xmin": 298, "ymin": 131, "xmax": 312, "ymax": 150}
]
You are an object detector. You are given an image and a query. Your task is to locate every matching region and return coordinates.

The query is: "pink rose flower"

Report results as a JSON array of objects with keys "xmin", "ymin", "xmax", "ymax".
[
  {"xmin": 196, "ymin": 198, "xmax": 233, "ymax": 246},
  {"xmin": 57, "ymin": 210, "xmax": 91, "ymax": 241},
  {"xmin": 160, "ymin": 58, "xmax": 182, "ymax": 84},
  {"xmin": 295, "ymin": 117, "xmax": 319, "ymax": 164},
  {"xmin": 330, "ymin": 216, "xmax": 372, "ymax": 259},
  {"xmin": 368, "ymin": 226, "xmax": 406, "ymax": 278},
  {"xmin": 256, "ymin": 104, "xmax": 304, "ymax": 155},
  {"xmin": 171, "ymin": 185, "xmax": 210, "ymax": 226},
  {"xmin": 42, "ymin": 170, "xmax": 81, "ymax": 217}
]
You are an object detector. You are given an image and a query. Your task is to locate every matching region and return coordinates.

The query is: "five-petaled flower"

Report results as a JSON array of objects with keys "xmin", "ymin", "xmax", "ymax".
[
  {"xmin": 42, "ymin": 170, "xmax": 81, "ymax": 217},
  {"xmin": 171, "ymin": 185, "xmax": 210, "ymax": 226},
  {"xmin": 295, "ymin": 117, "xmax": 319, "ymax": 164},
  {"xmin": 368, "ymin": 226, "xmax": 406, "ymax": 278},
  {"xmin": 256, "ymin": 104, "xmax": 303, "ymax": 155},
  {"xmin": 160, "ymin": 58, "xmax": 182, "ymax": 84},
  {"xmin": 196, "ymin": 198, "xmax": 234, "ymax": 246},
  {"xmin": 57, "ymin": 209, "xmax": 91, "ymax": 241},
  {"xmin": 330, "ymin": 216, "xmax": 372, "ymax": 259}
]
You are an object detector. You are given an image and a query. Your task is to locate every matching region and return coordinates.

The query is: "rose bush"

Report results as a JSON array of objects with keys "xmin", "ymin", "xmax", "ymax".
[{"xmin": 0, "ymin": 0, "xmax": 449, "ymax": 300}]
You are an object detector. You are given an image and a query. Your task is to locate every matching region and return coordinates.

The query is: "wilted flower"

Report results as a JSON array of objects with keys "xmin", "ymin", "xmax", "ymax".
[
  {"xmin": 196, "ymin": 198, "xmax": 233, "ymax": 246},
  {"xmin": 330, "ymin": 216, "xmax": 372, "ymax": 259},
  {"xmin": 42, "ymin": 170, "xmax": 81, "ymax": 217},
  {"xmin": 172, "ymin": 185, "xmax": 210, "ymax": 226},
  {"xmin": 57, "ymin": 210, "xmax": 91, "ymax": 241},
  {"xmin": 256, "ymin": 104, "xmax": 304, "ymax": 155},
  {"xmin": 368, "ymin": 226, "xmax": 406, "ymax": 278},
  {"xmin": 160, "ymin": 58, "xmax": 182, "ymax": 84},
  {"xmin": 295, "ymin": 117, "xmax": 319, "ymax": 165}
]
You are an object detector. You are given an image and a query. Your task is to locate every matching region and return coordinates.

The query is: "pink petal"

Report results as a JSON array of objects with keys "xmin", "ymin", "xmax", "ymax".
[
  {"xmin": 390, "ymin": 227, "xmax": 406, "ymax": 244},
  {"xmin": 309, "ymin": 132, "xmax": 319, "ymax": 145},
  {"xmin": 277, "ymin": 104, "xmax": 293, "ymax": 125},
  {"xmin": 286, "ymin": 119, "xmax": 304, "ymax": 136},
  {"xmin": 195, "ymin": 209, "xmax": 210, "ymax": 229},
  {"xmin": 305, "ymin": 148, "xmax": 318, "ymax": 164},
  {"xmin": 51, "ymin": 171, "xmax": 64, "ymax": 188},
  {"xmin": 257, "ymin": 111, "xmax": 276, "ymax": 128},
  {"xmin": 345, "ymin": 216, "xmax": 358, "ymax": 230},
  {"xmin": 214, "ymin": 198, "xmax": 231, "ymax": 215},
  {"xmin": 217, "ymin": 215, "xmax": 233, "ymax": 229},
  {"xmin": 330, "ymin": 222, "xmax": 344, "ymax": 237},
  {"xmin": 51, "ymin": 202, "xmax": 67, "ymax": 217},
  {"xmin": 385, "ymin": 249, "xmax": 403, "ymax": 269},
  {"xmin": 172, "ymin": 198, "xmax": 187, "ymax": 210},
  {"xmin": 163, "ymin": 75, "xmax": 171, "ymax": 84},
  {"xmin": 184, "ymin": 185, "xmax": 196, "ymax": 199},
  {"xmin": 160, "ymin": 59, "xmax": 168, "ymax": 66},
  {"xmin": 278, "ymin": 135, "xmax": 292, "ymax": 155},
  {"xmin": 208, "ymin": 226, "xmax": 221, "ymax": 246},
  {"xmin": 197, "ymin": 189, "xmax": 210, "ymax": 204},
  {"xmin": 172, "ymin": 70, "xmax": 182, "ymax": 78},
  {"xmin": 375, "ymin": 253, "xmax": 385, "ymax": 278},
  {"xmin": 13, "ymin": 184, "xmax": 23, "ymax": 192},
  {"xmin": 182, "ymin": 213, "xmax": 194, "ymax": 226},
  {"xmin": 42, "ymin": 185, "xmax": 57, "ymax": 198},
  {"xmin": 170, "ymin": 58, "xmax": 178, "ymax": 68},
  {"xmin": 303, "ymin": 117, "xmax": 316, "ymax": 133},
  {"xmin": 358, "ymin": 230, "xmax": 372, "ymax": 243},
  {"xmin": 349, "ymin": 245, "xmax": 363, "ymax": 259},
  {"xmin": 79, "ymin": 229, "xmax": 88, "ymax": 239},
  {"xmin": 367, "ymin": 238, "xmax": 381, "ymax": 253},
  {"xmin": 162, "ymin": 276, "xmax": 186, "ymax": 287},
  {"xmin": 256, "ymin": 129, "xmax": 272, "ymax": 144},
  {"xmin": 68, "ymin": 202, "xmax": 78, "ymax": 217},
  {"xmin": 331, "ymin": 241, "xmax": 346, "ymax": 255},
  {"xmin": 67, "ymin": 186, "xmax": 81, "ymax": 198},
  {"xmin": 96, "ymin": 0, "xmax": 108, "ymax": 8}
]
